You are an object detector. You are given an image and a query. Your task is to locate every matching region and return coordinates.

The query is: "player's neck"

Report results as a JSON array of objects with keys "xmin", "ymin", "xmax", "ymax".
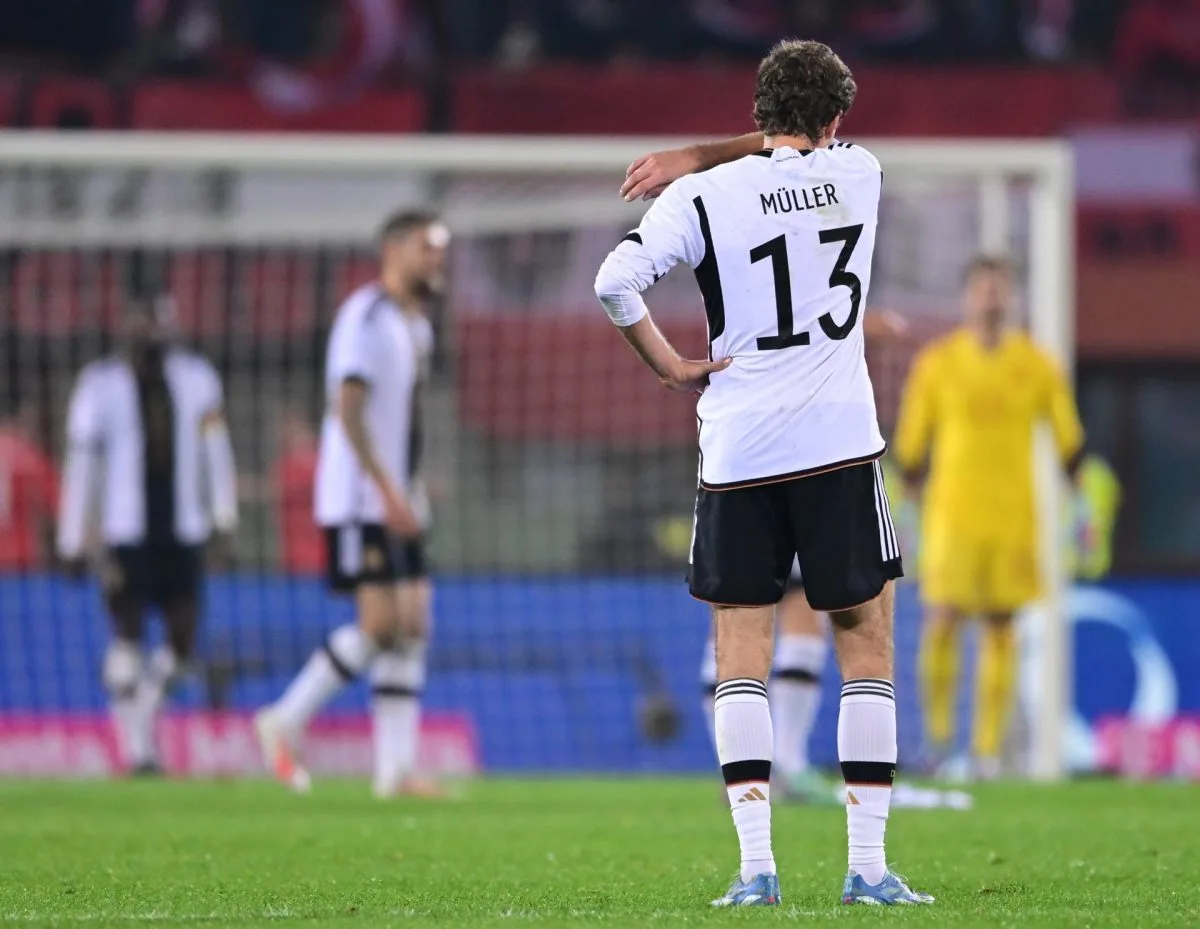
[
  {"xmin": 381, "ymin": 277, "xmax": 420, "ymax": 309},
  {"xmin": 970, "ymin": 323, "xmax": 1006, "ymax": 351},
  {"xmin": 764, "ymin": 134, "xmax": 831, "ymax": 153}
]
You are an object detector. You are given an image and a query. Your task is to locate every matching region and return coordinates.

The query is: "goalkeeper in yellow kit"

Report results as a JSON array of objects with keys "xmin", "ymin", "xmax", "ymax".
[{"xmin": 894, "ymin": 256, "xmax": 1084, "ymax": 779}]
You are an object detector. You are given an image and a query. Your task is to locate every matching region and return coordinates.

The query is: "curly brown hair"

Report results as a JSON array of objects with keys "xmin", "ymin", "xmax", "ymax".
[{"xmin": 753, "ymin": 39, "xmax": 856, "ymax": 143}]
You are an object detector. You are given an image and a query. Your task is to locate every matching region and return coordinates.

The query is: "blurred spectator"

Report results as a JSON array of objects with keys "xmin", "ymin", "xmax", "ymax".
[
  {"xmin": 1115, "ymin": 0, "xmax": 1200, "ymax": 115},
  {"xmin": 2, "ymin": 0, "xmax": 1199, "ymax": 122},
  {"xmin": 0, "ymin": 0, "xmax": 137, "ymax": 73},
  {"xmin": 272, "ymin": 410, "xmax": 323, "ymax": 574},
  {"xmin": 0, "ymin": 401, "xmax": 59, "ymax": 572},
  {"xmin": 846, "ymin": 0, "xmax": 945, "ymax": 61},
  {"xmin": 687, "ymin": 0, "xmax": 791, "ymax": 59},
  {"xmin": 229, "ymin": 0, "xmax": 432, "ymax": 113}
]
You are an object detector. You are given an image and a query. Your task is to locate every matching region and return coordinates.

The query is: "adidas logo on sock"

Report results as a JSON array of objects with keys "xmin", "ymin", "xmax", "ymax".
[{"xmin": 737, "ymin": 786, "xmax": 767, "ymax": 803}]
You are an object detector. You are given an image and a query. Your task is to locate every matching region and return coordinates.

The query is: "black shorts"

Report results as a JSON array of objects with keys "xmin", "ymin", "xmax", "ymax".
[
  {"xmin": 102, "ymin": 543, "xmax": 203, "ymax": 611},
  {"xmin": 688, "ymin": 460, "xmax": 902, "ymax": 612},
  {"xmin": 323, "ymin": 524, "xmax": 428, "ymax": 593}
]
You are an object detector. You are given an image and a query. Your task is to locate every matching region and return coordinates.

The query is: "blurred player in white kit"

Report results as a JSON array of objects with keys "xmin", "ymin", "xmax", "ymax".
[
  {"xmin": 57, "ymin": 293, "xmax": 238, "ymax": 775},
  {"xmin": 256, "ymin": 211, "xmax": 449, "ymax": 798}
]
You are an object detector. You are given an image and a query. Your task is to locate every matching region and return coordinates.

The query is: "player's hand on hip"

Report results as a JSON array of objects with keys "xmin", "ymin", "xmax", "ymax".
[
  {"xmin": 621, "ymin": 147, "xmax": 702, "ymax": 202},
  {"xmin": 383, "ymin": 488, "xmax": 422, "ymax": 540},
  {"xmin": 661, "ymin": 357, "xmax": 732, "ymax": 394}
]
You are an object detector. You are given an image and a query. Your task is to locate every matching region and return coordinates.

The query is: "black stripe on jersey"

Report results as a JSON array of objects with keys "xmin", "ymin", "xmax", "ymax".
[
  {"xmin": 363, "ymin": 287, "xmax": 391, "ymax": 321},
  {"xmin": 621, "ymin": 231, "xmax": 643, "ymax": 245},
  {"xmin": 753, "ymin": 149, "xmax": 813, "ymax": 157},
  {"xmin": 691, "ymin": 195, "xmax": 725, "ymax": 347},
  {"xmin": 699, "ymin": 446, "xmax": 887, "ymax": 492}
]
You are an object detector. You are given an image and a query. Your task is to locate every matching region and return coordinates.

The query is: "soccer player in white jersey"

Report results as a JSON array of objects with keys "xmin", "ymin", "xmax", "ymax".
[
  {"xmin": 255, "ymin": 211, "xmax": 449, "ymax": 798},
  {"xmin": 57, "ymin": 294, "xmax": 238, "ymax": 776},
  {"xmin": 594, "ymin": 40, "xmax": 932, "ymax": 907},
  {"xmin": 626, "ymin": 137, "xmax": 912, "ymax": 807}
]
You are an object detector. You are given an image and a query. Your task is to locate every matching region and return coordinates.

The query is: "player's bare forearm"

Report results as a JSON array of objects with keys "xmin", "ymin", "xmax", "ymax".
[
  {"xmin": 618, "ymin": 316, "xmax": 731, "ymax": 393},
  {"xmin": 621, "ymin": 134, "xmax": 765, "ymax": 201},
  {"xmin": 693, "ymin": 133, "xmax": 765, "ymax": 171},
  {"xmin": 619, "ymin": 316, "xmax": 683, "ymax": 381},
  {"xmin": 337, "ymin": 381, "xmax": 394, "ymax": 495}
]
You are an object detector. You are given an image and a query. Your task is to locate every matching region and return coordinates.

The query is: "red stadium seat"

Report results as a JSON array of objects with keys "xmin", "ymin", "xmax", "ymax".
[
  {"xmin": 452, "ymin": 64, "xmax": 758, "ymax": 135},
  {"xmin": 167, "ymin": 251, "xmax": 230, "ymax": 337},
  {"xmin": 12, "ymin": 252, "xmax": 121, "ymax": 335},
  {"xmin": 29, "ymin": 78, "xmax": 118, "ymax": 129},
  {"xmin": 132, "ymin": 81, "xmax": 426, "ymax": 133},
  {"xmin": 244, "ymin": 252, "xmax": 318, "ymax": 335},
  {"xmin": 330, "ymin": 254, "xmax": 378, "ymax": 300},
  {"xmin": 167, "ymin": 251, "xmax": 319, "ymax": 336},
  {"xmin": 456, "ymin": 315, "xmax": 709, "ymax": 446},
  {"xmin": 0, "ymin": 74, "xmax": 19, "ymax": 127},
  {"xmin": 452, "ymin": 64, "xmax": 1121, "ymax": 137}
]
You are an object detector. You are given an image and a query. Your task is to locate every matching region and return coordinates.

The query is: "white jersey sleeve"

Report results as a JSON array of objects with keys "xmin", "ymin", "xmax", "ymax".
[
  {"xmin": 195, "ymin": 357, "xmax": 238, "ymax": 533},
  {"xmin": 57, "ymin": 364, "xmax": 105, "ymax": 558},
  {"xmin": 65, "ymin": 364, "xmax": 104, "ymax": 449},
  {"xmin": 326, "ymin": 301, "xmax": 380, "ymax": 385},
  {"xmin": 594, "ymin": 180, "xmax": 706, "ymax": 327}
]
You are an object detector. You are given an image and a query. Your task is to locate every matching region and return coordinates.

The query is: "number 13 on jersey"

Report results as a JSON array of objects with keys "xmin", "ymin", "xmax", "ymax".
[{"xmin": 748, "ymin": 223, "xmax": 864, "ymax": 352}]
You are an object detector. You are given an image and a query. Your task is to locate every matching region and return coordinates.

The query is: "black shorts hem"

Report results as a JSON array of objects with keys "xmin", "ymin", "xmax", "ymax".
[
  {"xmin": 688, "ymin": 590, "xmax": 783, "ymax": 609},
  {"xmin": 806, "ymin": 558, "xmax": 903, "ymax": 613},
  {"xmin": 699, "ymin": 446, "xmax": 887, "ymax": 492},
  {"xmin": 323, "ymin": 525, "xmax": 429, "ymax": 593},
  {"xmin": 324, "ymin": 524, "xmax": 399, "ymax": 593}
]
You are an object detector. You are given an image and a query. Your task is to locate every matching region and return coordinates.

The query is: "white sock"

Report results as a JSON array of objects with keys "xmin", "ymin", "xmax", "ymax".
[
  {"xmin": 771, "ymin": 633, "xmax": 827, "ymax": 779},
  {"xmin": 274, "ymin": 624, "xmax": 377, "ymax": 734},
  {"xmin": 104, "ymin": 641, "xmax": 152, "ymax": 768},
  {"xmin": 131, "ymin": 646, "xmax": 178, "ymax": 765},
  {"xmin": 370, "ymin": 640, "xmax": 426, "ymax": 794},
  {"xmin": 715, "ymin": 678, "xmax": 775, "ymax": 882},
  {"xmin": 839, "ymin": 678, "xmax": 897, "ymax": 886},
  {"xmin": 700, "ymin": 635, "xmax": 717, "ymax": 755}
]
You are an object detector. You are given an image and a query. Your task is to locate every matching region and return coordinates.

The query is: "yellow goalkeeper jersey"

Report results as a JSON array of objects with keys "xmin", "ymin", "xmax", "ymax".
[{"xmin": 894, "ymin": 328, "xmax": 1083, "ymax": 545}]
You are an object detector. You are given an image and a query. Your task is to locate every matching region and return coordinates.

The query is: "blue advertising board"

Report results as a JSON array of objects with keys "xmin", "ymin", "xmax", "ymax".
[{"xmin": 0, "ymin": 575, "xmax": 1196, "ymax": 772}]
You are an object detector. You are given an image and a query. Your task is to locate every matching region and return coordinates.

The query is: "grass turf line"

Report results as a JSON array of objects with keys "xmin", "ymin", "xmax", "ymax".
[{"xmin": 0, "ymin": 778, "xmax": 1197, "ymax": 928}]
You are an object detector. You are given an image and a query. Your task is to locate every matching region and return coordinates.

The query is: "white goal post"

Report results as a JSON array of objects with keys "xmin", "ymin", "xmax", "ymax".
[{"xmin": 0, "ymin": 131, "xmax": 1074, "ymax": 780}]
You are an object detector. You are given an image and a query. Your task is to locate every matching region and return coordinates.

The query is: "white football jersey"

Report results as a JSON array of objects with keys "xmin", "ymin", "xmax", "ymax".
[
  {"xmin": 314, "ymin": 283, "xmax": 418, "ymax": 527},
  {"xmin": 595, "ymin": 143, "xmax": 886, "ymax": 488},
  {"xmin": 57, "ymin": 349, "xmax": 229, "ymax": 553}
]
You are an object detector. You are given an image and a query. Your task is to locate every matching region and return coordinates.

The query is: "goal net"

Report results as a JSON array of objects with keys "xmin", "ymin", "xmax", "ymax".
[{"xmin": 0, "ymin": 132, "xmax": 1073, "ymax": 780}]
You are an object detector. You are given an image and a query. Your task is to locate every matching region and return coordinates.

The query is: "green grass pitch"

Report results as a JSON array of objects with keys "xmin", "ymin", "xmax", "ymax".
[{"xmin": 1, "ymin": 778, "xmax": 1197, "ymax": 927}]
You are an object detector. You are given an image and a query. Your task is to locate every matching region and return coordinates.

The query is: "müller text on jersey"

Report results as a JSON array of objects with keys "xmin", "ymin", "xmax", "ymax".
[{"xmin": 761, "ymin": 184, "xmax": 840, "ymax": 216}]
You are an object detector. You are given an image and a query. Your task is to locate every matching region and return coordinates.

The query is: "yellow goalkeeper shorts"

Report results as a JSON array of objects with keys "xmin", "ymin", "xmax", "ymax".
[{"xmin": 920, "ymin": 530, "xmax": 1041, "ymax": 615}]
